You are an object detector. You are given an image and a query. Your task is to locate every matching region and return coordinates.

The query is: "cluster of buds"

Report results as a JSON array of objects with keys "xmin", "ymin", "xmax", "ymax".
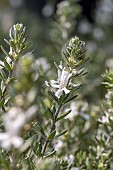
[
  {"xmin": 1, "ymin": 23, "xmax": 28, "ymax": 65},
  {"xmin": 64, "ymin": 36, "xmax": 86, "ymax": 69},
  {"xmin": 9, "ymin": 23, "xmax": 27, "ymax": 57}
]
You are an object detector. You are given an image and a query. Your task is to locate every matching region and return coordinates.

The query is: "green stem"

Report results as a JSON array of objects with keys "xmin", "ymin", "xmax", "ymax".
[{"xmin": 41, "ymin": 104, "xmax": 62, "ymax": 157}]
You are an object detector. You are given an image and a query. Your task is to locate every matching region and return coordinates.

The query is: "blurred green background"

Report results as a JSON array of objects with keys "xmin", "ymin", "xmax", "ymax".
[{"xmin": 0, "ymin": 0, "xmax": 113, "ymax": 103}]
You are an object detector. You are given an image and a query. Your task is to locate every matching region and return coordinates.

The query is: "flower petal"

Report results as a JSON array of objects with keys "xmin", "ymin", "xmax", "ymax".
[
  {"xmin": 12, "ymin": 136, "xmax": 23, "ymax": 148},
  {"xmin": 0, "ymin": 133, "xmax": 9, "ymax": 141},
  {"xmin": 63, "ymin": 87, "xmax": 70, "ymax": 94},
  {"xmin": 58, "ymin": 68, "xmax": 62, "ymax": 81},
  {"xmin": 50, "ymin": 80, "xmax": 60, "ymax": 88},
  {"xmin": 60, "ymin": 70, "xmax": 71, "ymax": 87},
  {"xmin": 0, "ymin": 134, "xmax": 11, "ymax": 150},
  {"xmin": 45, "ymin": 81, "xmax": 49, "ymax": 87},
  {"xmin": 55, "ymin": 89, "xmax": 63, "ymax": 98}
]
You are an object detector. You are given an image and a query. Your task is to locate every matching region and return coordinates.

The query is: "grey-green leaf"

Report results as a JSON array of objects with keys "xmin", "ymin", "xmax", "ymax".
[
  {"xmin": 0, "ymin": 98, "xmax": 5, "ymax": 107},
  {"xmin": 44, "ymin": 150, "xmax": 56, "ymax": 159},
  {"xmin": 1, "ymin": 46, "xmax": 10, "ymax": 58},
  {"xmin": 48, "ymin": 130, "xmax": 56, "ymax": 139},
  {"xmin": 47, "ymin": 107, "xmax": 54, "ymax": 120},
  {"xmin": 48, "ymin": 91, "xmax": 59, "ymax": 103},
  {"xmin": 56, "ymin": 130, "xmax": 68, "ymax": 138},
  {"xmin": 56, "ymin": 110, "xmax": 71, "ymax": 122},
  {"xmin": 4, "ymin": 59, "xmax": 12, "ymax": 71},
  {"xmin": 64, "ymin": 95, "xmax": 78, "ymax": 104}
]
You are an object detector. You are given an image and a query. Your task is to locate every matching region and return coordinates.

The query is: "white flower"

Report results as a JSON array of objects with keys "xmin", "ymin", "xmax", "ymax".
[
  {"xmin": 35, "ymin": 57, "xmax": 50, "ymax": 72},
  {"xmin": 3, "ymin": 107, "xmax": 26, "ymax": 134},
  {"xmin": 100, "ymin": 113, "xmax": 109, "ymax": 124},
  {"xmin": 0, "ymin": 105, "xmax": 38, "ymax": 150},
  {"xmin": 46, "ymin": 63, "xmax": 72, "ymax": 98},
  {"xmin": 98, "ymin": 111, "xmax": 113, "ymax": 124},
  {"xmin": 0, "ymin": 107, "xmax": 25, "ymax": 150},
  {"xmin": 0, "ymin": 133, "xmax": 23, "ymax": 150},
  {"xmin": 65, "ymin": 101, "xmax": 78, "ymax": 120},
  {"xmin": 64, "ymin": 154, "xmax": 74, "ymax": 166},
  {"xmin": 54, "ymin": 139, "xmax": 63, "ymax": 151}
]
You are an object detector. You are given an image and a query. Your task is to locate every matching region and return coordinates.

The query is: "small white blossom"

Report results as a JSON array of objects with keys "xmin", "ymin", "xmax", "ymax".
[
  {"xmin": 3, "ymin": 107, "xmax": 26, "ymax": 134},
  {"xmin": 0, "ymin": 105, "xmax": 37, "ymax": 150},
  {"xmin": 65, "ymin": 101, "xmax": 78, "ymax": 120},
  {"xmin": 35, "ymin": 57, "xmax": 50, "ymax": 72},
  {"xmin": 64, "ymin": 154, "xmax": 74, "ymax": 166},
  {"xmin": 46, "ymin": 63, "xmax": 72, "ymax": 98},
  {"xmin": 0, "ymin": 107, "xmax": 25, "ymax": 150},
  {"xmin": 0, "ymin": 133, "xmax": 23, "ymax": 150},
  {"xmin": 54, "ymin": 139, "xmax": 63, "ymax": 151},
  {"xmin": 98, "ymin": 112, "xmax": 109, "ymax": 124},
  {"xmin": 98, "ymin": 111, "xmax": 113, "ymax": 124}
]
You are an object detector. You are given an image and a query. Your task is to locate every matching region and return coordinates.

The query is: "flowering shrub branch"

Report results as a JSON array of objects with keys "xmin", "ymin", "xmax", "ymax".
[
  {"xmin": 42, "ymin": 36, "xmax": 87, "ymax": 158},
  {"xmin": 0, "ymin": 22, "xmax": 87, "ymax": 169}
]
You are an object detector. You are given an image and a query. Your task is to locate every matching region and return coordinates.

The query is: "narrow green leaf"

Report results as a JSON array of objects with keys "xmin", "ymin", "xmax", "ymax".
[
  {"xmin": 38, "ymin": 142, "xmax": 42, "ymax": 152},
  {"xmin": 95, "ymin": 137, "xmax": 100, "ymax": 144},
  {"xmin": 47, "ymin": 108, "xmax": 54, "ymax": 120},
  {"xmin": 79, "ymin": 71, "xmax": 88, "ymax": 76},
  {"xmin": 62, "ymin": 51, "xmax": 69, "ymax": 63},
  {"xmin": 75, "ymin": 60, "xmax": 82, "ymax": 67},
  {"xmin": 23, "ymin": 50, "xmax": 34, "ymax": 57},
  {"xmin": 44, "ymin": 150, "xmax": 56, "ymax": 159},
  {"xmin": 0, "ymin": 98, "xmax": 5, "ymax": 107},
  {"xmin": 101, "ymin": 139, "xmax": 106, "ymax": 147},
  {"xmin": 64, "ymin": 95, "xmax": 78, "ymax": 104},
  {"xmin": 4, "ymin": 97, "xmax": 10, "ymax": 105},
  {"xmin": 8, "ymin": 77, "xmax": 15, "ymax": 84},
  {"xmin": 48, "ymin": 91, "xmax": 59, "ymax": 103},
  {"xmin": 0, "ymin": 70, "xmax": 7, "ymax": 80},
  {"xmin": 1, "ymin": 46, "xmax": 10, "ymax": 58},
  {"xmin": 9, "ymin": 40, "xmax": 16, "ymax": 52},
  {"xmin": 35, "ymin": 148, "xmax": 42, "ymax": 157},
  {"xmin": 37, "ymin": 123, "xmax": 46, "ymax": 137},
  {"xmin": 21, "ymin": 42, "xmax": 30, "ymax": 51},
  {"xmin": 33, "ymin": 142, "xmax": 42, "ymax": 157},
  {"xmin": 56, "ymin": 110, "xmax": 71, "ymax": 122},
  {"xmin": 59, "ymin": 91, "xmax": 65, "ymax": 104},
  {"xmin": 48, "ymin": 130, "xmax": 56, "ymax": 139},
  {"xmin": 0, "ymin": 88, "xmax": 2, "ymax": 96},
  {"xmin": 51, "ymin": 105, "xmax": 56, "ymax": 114},
  {"xmin": 64, "ymin": 93, "xmax": 70, "ymax": 101},
  {"xmin": 28, "ymin": 159, "xmax": 36, "ymax": 170},
  {"xmin": 54, "ymin": 62, "xmax": 59, "ymax": 70},
  {"xmin": 4, "ymin": 59, "xmax": 12, "ymax": 71},
  {"xmin": 76, "ymin": 68, "xmax": 85, "ymax": 76},
  {"xmin": 4, "ymin": 39, "xmax": 9, "ymax": 45},
  {"xmin": 56, "ymin": 130, "xmax": 68, "ymax": 138},
  {"xmin": 70, "ymin": 84, "xmax": 81, "ymax": 90}
]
